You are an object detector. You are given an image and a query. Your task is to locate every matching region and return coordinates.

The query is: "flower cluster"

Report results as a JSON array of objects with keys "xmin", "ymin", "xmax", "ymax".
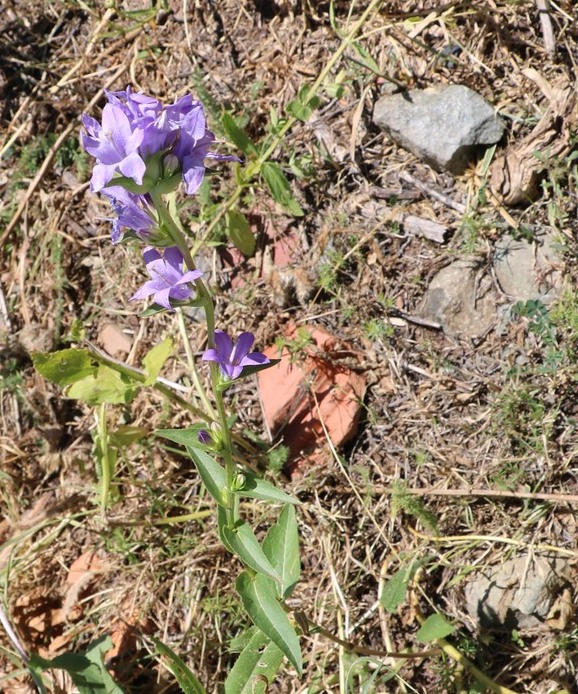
[
  {"xmin": 81, "ymin": 87, "xmax": 238, "ymax": 243},
  {"xmin": 130, "ymin": 246, "xmax": 203, "ymax": 310},
  {"xmin": 82, "ymin": 86, "xmax": 268, "ymax": 380}
]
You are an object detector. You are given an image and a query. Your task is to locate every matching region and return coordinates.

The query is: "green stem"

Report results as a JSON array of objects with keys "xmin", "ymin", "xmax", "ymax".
[
  {"xmin": 97, "ymin": 403, "xmax": 111, "ymax": 511},
  {"xmin": 193, "ymin": 0, "xmax": 383, "ymax": 252},
  {"xmin": 212, "ymin": 368, "xmax": 238, "ymax": 526},
  {"xmin": 151, "ymin": 188, "xmax": 239, "ymax": 525},
  {"xmin": 176, "ymin": 308, "xmax": 216, "ymax": 419}
]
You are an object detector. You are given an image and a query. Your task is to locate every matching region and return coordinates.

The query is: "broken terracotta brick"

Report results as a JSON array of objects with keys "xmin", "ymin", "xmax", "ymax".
[{"xmin": 258, "ymin": 324, "xmax": 365, "ymax": 473}]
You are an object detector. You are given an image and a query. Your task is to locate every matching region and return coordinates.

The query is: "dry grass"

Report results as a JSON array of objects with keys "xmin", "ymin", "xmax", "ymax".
[{"xmin": 1, "ymin": 0, "xmax": 578, "ymax": 692}]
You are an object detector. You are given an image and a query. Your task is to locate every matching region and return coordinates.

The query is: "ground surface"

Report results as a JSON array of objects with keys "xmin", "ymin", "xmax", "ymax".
[{"xmin": 1, "ymin": 1, "xmax": 578, "ymax": 692}]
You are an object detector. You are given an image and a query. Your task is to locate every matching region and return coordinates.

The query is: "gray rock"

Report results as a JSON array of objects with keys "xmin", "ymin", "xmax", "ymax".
[
  {"xmin": 373, "ymin": 84, "xmax": 504, "ymax": 174},
  {"xmin": 464, "ymin": 555, "xmax": 568, "ymax": 630},
  {"xmin": 494, "ymin": 232, "xmax": 564, "ymax": 304},
  {"xmin": 419, "ymin": 259, "xmax": 496, "ymax": 337}
]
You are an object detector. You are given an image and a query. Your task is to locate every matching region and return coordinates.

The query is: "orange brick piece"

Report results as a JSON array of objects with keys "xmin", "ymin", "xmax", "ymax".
[{"xmin": 258, "ymin": 325, "xmax": 365, "ymax": 473}]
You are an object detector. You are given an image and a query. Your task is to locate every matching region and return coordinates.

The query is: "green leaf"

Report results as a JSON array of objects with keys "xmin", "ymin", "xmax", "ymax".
[
  {"xmin": 29, "ymin": 636, "xmax": 124, "ymax": 693},
  {"xmin": 236, "ymin": 473, "xmax": 300, "ymax": 506},
  {"xmin": 261, "ymin": 162, "xmax": 303, "ymax": 216},
  {"xmin": 221, "ymin": 521, "xmax": 280, "ymax": 582},
  {"xmin": 236, "ymin": 571, "xmax": 302, "ymax": 675},
  {"xmin": 286, "ymin": 87, "xmax": 320, "ymax": 122},
  {"xmin": 33, "ymin": 348, "xmax": 96, "ymax": 386},
  {"xmin": 380, "ymin": 565, "xmax": 414, "ymax": 614},
  {"xmin": 221, "ymin": 112, "xmax": 257, "ymax": 156},
  {"xmin": 263, "ymin": 505, "xmax": 300, "ymax": 599},
  {"xmin": 416, "ymin": 614, "xmax": 455, "ymax": 643},
  {"xmin": 224, "ymin": 628, "xmax": 284, "ymax": 694},
  {"xmin": 156, "ymin": 425, "xmax": 211, "ymax": 451},
  {"xmin": 108, "ymin": 425, "xmax": 148, "ymax": 448},
  {"xmin": 186, "ymin": 446, "xmax": 227, "ymax": 506},
  {"xmin": 150, "ymin": 636, "xmax": 206, "ymax": 694},
  {"xmin": 142, "ymin": 336, "xmax": 173, "ymax": 386},
  {"xmin": 66, "ymin": 366, "xmax": 138, "ymax": 405},
  {"xmin": 226, "ymin": 209, "xmax": 256, "ymax": 257}
]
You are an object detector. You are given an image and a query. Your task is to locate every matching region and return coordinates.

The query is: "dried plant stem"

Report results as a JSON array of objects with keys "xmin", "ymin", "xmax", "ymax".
[{"xmin": 176, "ymin": 308, "xmax": 216, "ymax": 419}]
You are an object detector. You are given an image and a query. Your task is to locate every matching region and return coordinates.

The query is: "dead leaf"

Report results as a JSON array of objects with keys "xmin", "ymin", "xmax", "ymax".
[{"xmin": 490, "ymin": 74, "xmax": 577, "ymax": 205}]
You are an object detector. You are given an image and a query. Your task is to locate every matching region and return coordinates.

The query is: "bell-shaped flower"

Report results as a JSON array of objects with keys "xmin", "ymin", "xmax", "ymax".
[
  {"xmin": 102, "ymin": 186, "xmax": 155, "ymax": 244},
  {"xmin": 81, "ymin": 105, "xmax": 146, "ymax": 192},
  {"xmin": 130, "ymin": 247, "xmax": 202, "ymax": 311},
  {"xmin": 202, "ymin": 331, "xmax": 269, "ymax": 380}
]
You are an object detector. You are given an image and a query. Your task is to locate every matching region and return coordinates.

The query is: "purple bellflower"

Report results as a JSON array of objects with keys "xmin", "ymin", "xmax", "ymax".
[
  {"xmin": 102, "ymin": 186, "xmax": 155, "ymax": 244},
  {"xmin": 130, "ymin": 246, "xmax": 203, "ymax": 310},
  {"xmin": 202, "ymin": 331, "xmax": 270, "ymax": 380},
  {"xmin": 81, "ymin": 87, "xmax": 239, "ymax": 196},
  {"xmin": 81, "ymin": 106, "xmax": 146, "ymax": 192}
]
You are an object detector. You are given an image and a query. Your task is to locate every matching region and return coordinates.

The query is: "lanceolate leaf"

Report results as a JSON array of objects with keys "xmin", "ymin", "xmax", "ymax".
[
  {"xmin": 261, "ymin": 162, "xmax": 303, "ymax": 217},
  {"xmin": 263, "ymin": 505, "xmax": 300, "ymax": 599},
  {"xmin": 224, "ymin": 628, "xmax": 284, "ymax": 694},
  {"xmin": 221, "ymin": 112, "xmax": 258, "ymax": 156},
  {"xmin": 221, "ymin": 521, "xmax": 280, "ymax": 582},
  {"xmin": 416, "ymin": 613, "xmax": 455, "ymax": 643},
  {"xmin": 150, "ymin": 636, "xmax": 206, "ymax": 694},
  {"xmin": 156, "ymin": 425, "xmax": 212, "ymax": 451},
  {"xmin": 186, "ymin": 446, "xmax": 227, "ymax": 506},
  {"xmin": 236, "ymin": 473, "xmax": 300, "ymax": 506},
  {"xmin": 236, "ymin": 571, "xmax": 303, "ymax": 676},
  {"xmin": 226, "ymin": 209, "xmax": 256, "ymax": 257},
  {"xmin": 142, "ymin": 336, "xmax": 173, "ymax": 385}
]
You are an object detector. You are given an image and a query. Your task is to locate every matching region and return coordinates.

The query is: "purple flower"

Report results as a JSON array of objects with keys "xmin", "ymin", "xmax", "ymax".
[
  {"xmin": 81, "ymin": 87, "xmax": 239, "ymax": 197},
  {"xmin": 81, "ymin": 105, "xmax": 146, "ymax": 192},
  {"xmin": 130, "ymin": 247, "xmax": 203, "ymax": 310},
  {"xmin": 202, "ymin": 331, "xmax": 270, "ymax": 380},
  {"xmin": 197, "ymin": 429, "xmax": 212, "ymax": 445},
  {"xmin": 102, "ymin": 186, "xmax": 155, "ymax": 244}
]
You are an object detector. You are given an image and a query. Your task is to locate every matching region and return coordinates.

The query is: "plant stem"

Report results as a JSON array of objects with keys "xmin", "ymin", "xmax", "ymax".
[
  {"xmin": 151, "ymin": 188, "xmax": 238, "ymax": 525},
  {"xmin": 176, "ymin": 308, "xmax": 216, "ymax": 419}
]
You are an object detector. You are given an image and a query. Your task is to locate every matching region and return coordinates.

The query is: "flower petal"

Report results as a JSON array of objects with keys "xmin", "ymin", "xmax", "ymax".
[
  {"xmin": 213, "ymin": 331, "xmax": 233, "ymax": 362},
  {"xmin": 230, "ymin": 332, "xmax": 255, "ymax": 364}
]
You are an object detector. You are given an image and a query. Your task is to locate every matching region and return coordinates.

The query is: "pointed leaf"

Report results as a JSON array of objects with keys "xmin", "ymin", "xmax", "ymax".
[
  {"xmin": 186, "ymin": 446, "xmax": 227, "ymax": 506},
  {"xmin": 156, "ymin": 425, "xmax": 211, "ymax": 451},
  {"xmin": 150, "ymin": 636, "xmax": 206, "ymax": 694},
  {"xmin": 221, "ymin": 521, "xmax": 280, "ymax": 581},
  {"xmin": 236, "ymin": 473, "xmax": 300, "ymax": 505},
  {"xmin": 66, "ymin": 366, "xmax": 138, "ymax": 405},
  {"xmin": 261, "ymin": 162, "xmax": 303, "ymax": 216},
  {"xmin": 221, "ymin": 112, "xmax": 257, "ymax": 156},
  {"xmin": 33, "ymin": 349, "xmax": 96, "ymax": 386},
  {"xmin": 236, "ymin": 571, "xmax": 302, "ymax": 675},
  {"xmin": 29, "ymin": 636, "xmax": 123, "ymax": 694},
  {"xmin": 142, "ymin": 336, "xmax": 173, "ymax": 386},
  {"xmin": 416, "ymin": 613, "xmax": 455, "ymax": 643},
  {"xmin": 224, "ymin": 628, "xmax": 284, "ymax": 694},
  {"xmin": 226, "ymin": 209, "xmax": 256, "ymax": 257},
  {"xmin": 263, "ymin": 505, "xmax": 300, "ymax": 599}
]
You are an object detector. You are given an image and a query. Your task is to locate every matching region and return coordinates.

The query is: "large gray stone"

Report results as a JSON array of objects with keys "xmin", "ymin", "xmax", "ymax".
[
  {"xmin": 373, "ymin": 84, "xmax": 504, "ymax": 174},
  {"xmin": 493, "ymin": 232, "xmax": 564, "ymax": 304},
  {"xmin": 464, "ymin": 555, "xmax": 568, "ymax": 630},
  {"xmin": 419, "ymin": 259, "xmax": 496, "ymax": 338}
]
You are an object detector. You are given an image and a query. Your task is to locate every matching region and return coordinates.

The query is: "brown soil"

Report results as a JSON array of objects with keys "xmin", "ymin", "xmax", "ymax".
[{"xmin": 1, "ymin": 1, "xmax": 578, "ymax": 692}]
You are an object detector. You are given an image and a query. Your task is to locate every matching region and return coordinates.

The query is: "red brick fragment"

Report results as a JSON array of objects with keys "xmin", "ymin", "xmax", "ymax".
[{"xmin": 258, "ymin": 325, "xmax": 365, "ymax": 474}]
